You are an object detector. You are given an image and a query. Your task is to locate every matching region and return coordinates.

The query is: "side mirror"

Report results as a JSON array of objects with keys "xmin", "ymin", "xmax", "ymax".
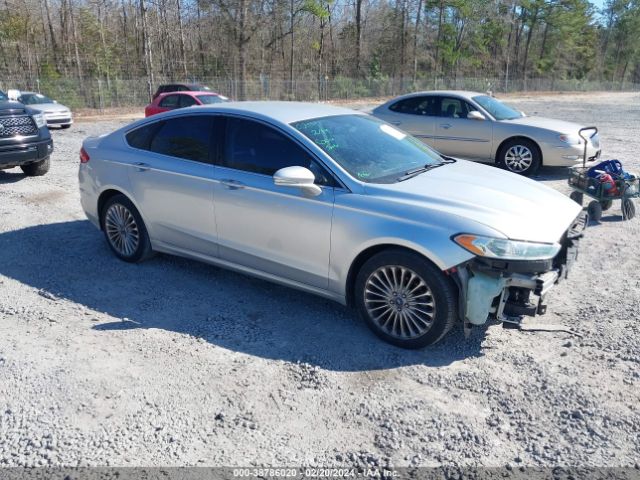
[
  {"xmin": 467, "ymin": 110, "xmax": 486, "ymax": 121},
  {"xmin": 53, "ymin": 100, "xmax": 58, "ymax": 104},
  {"xmin": 273, "ymin": 166, "xmax": 322, "ymax": 196}
]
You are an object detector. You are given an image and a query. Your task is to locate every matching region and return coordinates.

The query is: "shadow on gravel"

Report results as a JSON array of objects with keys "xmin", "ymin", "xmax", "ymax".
[
  {"xmin": 532, "ymin": 166, "xmax": 571, "ymax": 183},
  {"xmin": 0, "ymin": 220, "xmax": 484, "ymax": 371},
  {"xmin": 0, "ymin": 170, "xmax": 26, "ymax": 184}
]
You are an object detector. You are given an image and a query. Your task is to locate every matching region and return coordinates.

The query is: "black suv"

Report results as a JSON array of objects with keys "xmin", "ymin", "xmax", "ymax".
[{"xmin": 0, "ymin": 90, "xmax": 53, "ymax": 176}]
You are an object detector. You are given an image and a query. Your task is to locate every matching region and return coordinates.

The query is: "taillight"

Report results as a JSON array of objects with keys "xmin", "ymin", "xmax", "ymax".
[{"xmin": 80, "ymin": 147, "xmax": 90, "ymax": 163}]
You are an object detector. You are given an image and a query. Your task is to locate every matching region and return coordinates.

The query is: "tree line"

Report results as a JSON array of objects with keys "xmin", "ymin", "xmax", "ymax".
[{"xmin": 1, "ymin": 0, "xmax": 639, "ymax": 103}]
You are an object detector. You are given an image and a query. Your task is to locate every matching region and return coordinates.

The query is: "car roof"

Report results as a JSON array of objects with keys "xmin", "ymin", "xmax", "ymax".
[
  {"xmin": 386, "ymin": 90, "xmax": 485, "ymax": 102},
  {"xmin": 158, "ymin": 90, "xmax": 218, "ymax": 97},
  {"xmin": 168, "ymin": 101, "xmax": 363, "ymax": 124}
]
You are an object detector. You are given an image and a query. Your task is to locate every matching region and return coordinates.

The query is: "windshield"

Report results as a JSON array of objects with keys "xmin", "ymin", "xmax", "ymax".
[
  {"xmin": 472, "ymin": 95, "xmax": 523, "ymax": 121},
  {"xmin": 292, "ymin": 114, "xmax": 445, "ymax": 183},
  {"xmin": 0, "ymin": 90, "xmax": 7, "ymax": 101},
  {"xmin": 196, "ymin": 95, "xmax": 226, "ymax": 104},
  {"xmin": 19, "ymin": 93, "xmax": 54, "ymax": 105}
]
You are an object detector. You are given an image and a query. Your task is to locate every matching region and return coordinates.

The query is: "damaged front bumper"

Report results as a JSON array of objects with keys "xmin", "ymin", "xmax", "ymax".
[{"xmin": 451, "ymin": 212, "xmax": 587, "ymax": 327}]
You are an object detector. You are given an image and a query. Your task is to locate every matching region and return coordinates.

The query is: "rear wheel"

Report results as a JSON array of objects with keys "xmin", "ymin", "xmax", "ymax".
[
  {"xmin": 600, "ymin": 199, "xmax": 613, "ymax": 211},
  {"xmin": 100, "ymin": 194, "xmax": 152, "ymax": 262},
  {"xmin": 21, "ymin": 157, "xmax": 50, "ymax": 176},
  {"xmin": 354, "ymin": 249, "xmax": 457, "ymax": 349},
  {"xmin": 498, "ymin": 138, "xmax": 541, "ymax": 177}
]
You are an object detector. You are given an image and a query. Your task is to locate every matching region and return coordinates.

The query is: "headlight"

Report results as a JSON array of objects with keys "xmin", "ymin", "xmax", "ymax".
[
  {"xmin": 558, "ymin": 134, "xmax": 581, "ymax": 145},
  {"xmin": 453, "ymin": 234, "xmax": 561, "ymax": 260},
  {"xmin": 32, "ymin": 113, "xmax": 47, "ymax": 129}
]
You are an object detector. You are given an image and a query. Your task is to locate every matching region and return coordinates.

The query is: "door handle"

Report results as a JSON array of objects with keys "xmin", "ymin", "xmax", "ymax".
[
  {"xmin": 440, "ymin": 123, "xmax": 452, "ymax": 129},
  {"xmin": 390, "ymin": 121, "xmax": 402, "ymax": 126},
  {"xmin": 220, "ymin": 179, "xmax": 245, "ymax": 190},
  {"xmin": 134, "ymin": 162, "xmax": 150, "ymax": 172}
]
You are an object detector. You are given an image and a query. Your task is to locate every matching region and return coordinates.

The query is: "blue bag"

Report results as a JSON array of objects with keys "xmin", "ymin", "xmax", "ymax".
[{"xmin": 587, "ymin": 159, "xmax": 623, "ymax": 178}]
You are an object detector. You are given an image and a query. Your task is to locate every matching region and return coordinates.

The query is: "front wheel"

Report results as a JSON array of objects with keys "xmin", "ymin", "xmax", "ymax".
[
  {"xmin": 21, "ymin": 157, "xmax": 50, "ymax": 176},
  {"xmin": 622, "ymin": 198, "xmax": 636, "ymax": 220},
  {"xmin": 354, "ymin": 249, "xmax": 457, "ymax": 349},
  {"xmin": 497, "ymin": 139, "xmax": 541, "ymax": 176},
  {"xmin": 588, "ymin": 200, "xmax": 603, "ymax": 222},
  {"xmin": 100, "ymin": 194, "xmax": 153, "ymax": 262},
  {"xmin": 569, "ymin": 191, "xmax": 583, "ymax": 205}
]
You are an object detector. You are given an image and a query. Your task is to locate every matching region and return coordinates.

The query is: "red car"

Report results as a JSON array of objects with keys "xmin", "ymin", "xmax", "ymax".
[{"xmin": 144, "ymin": 91, "xmax": 229, "ymax": 117}]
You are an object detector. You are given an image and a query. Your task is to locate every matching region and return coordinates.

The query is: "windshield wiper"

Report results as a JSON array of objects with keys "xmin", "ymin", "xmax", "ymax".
[{"xmin": 397, "ymin": 163, "xmax": 445, "ymax": 182}]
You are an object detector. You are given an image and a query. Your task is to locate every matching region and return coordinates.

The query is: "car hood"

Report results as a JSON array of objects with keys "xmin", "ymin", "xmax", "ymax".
[
  {"xmin": 501, "ymin": 115, "xmax": 585, "ymax": 134},
  {"xmin": 28, "ymin": 103, "xmax": 70, "ymax": 114},
  {"xmin": 365, "ymin": 160, "xmax": 582, "ymax": 244},
  {"xmin": 0, "ymin": 101, "xmax": 29, "ymax": 115}
]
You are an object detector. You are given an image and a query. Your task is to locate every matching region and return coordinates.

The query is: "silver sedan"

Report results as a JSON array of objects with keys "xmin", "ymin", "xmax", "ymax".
[
  {"xmin": 79, "ymin": 102, "xmax": 585, "ymax": 348},
  {"xmin": 372, "ymin": 90, "xmax": 601, "ymax": 176},
  {"xmin": 18, "ymin": 91, "xmax": 73, "ymax": 129}
]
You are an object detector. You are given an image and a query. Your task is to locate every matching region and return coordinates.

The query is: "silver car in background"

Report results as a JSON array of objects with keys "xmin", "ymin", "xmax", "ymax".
[
  {"xmin": 18, "ymin": 92, "xmax": 73, "ymax": 129},
  {"xmin": 79, "ymin": 102, "xmax": 585, "ymax": 348},
  {"xmin": 372, "ymin": 91, "xmax": 601, "ymax": 176}
]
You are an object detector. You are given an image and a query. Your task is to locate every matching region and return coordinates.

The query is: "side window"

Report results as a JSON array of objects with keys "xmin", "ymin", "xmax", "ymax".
[
  {"xmin": 126, "ymin": 122, "xmax": 161, "ymax": 150},
  {"xmin": 389, "ymin": 96, "xmax": 437, "ymax": 116},
  {"xmin": 149, "ymin": 115, "xmax": 213, "ymax": 163},
  {"xmin": 179, "ymin": 95, "xmax": 198, "ymax": 107},
  {"xmin": 439, "ymin": 97, "xmax": 471, "ymax": 119},
  {"xmin": 159, "ymin": 95, "xmax": 180, "ymax": 108},
  {"xmin": 223, "ymin": 118, "xmax": 336, "ymax": 186}
]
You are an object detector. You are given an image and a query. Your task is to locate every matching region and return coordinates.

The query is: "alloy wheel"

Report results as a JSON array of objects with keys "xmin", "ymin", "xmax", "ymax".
[
  {"xmin": 364, "ymin": 265, "xmax": 436, "ymax": 340},
  {"xmin": 105, "ymin": 203, "xmax": 140, "ymax": 257},
  {"xmin": 504, "ymin": 145, "xmax": 533, "ymax": 173}
]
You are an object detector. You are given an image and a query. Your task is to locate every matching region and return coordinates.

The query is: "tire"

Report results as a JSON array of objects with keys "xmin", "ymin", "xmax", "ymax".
[
  {"xmin": 600, "ymin": 199, "xmax": 613, "ymax": 211},
  {"xmin": 497, "ymin": 138, "xmax": 541, "ymax": 176},
  {"xmin": 20, "ymin": 157, "xmax": 50, "ymax": 176},
  {"xmin": 100, "ymin": 194, "xmax": 153, "ymax": 263},
  {"xmin": 587, "ymin": 200, "xmax": 602, "ymax": 222},
  {"xmin": 354, "ymin": 249, "xmax": 457, "ymax": 349},
  {"xmin": 622, "ymin": 198, "xmax": 636, "ymax": 220},
  {"xmin": 569, "ymin": 191, "xmax": 583, "ymax": 205},
  {"xmin": 61, "ymin": 124, "xmax": 71, "ymax": 129}
]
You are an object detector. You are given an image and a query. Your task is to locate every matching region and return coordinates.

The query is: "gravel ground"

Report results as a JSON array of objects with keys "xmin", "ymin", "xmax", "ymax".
[{"xmin": 0, "ymin": 92, "xmax": 639, "ymax": 470}]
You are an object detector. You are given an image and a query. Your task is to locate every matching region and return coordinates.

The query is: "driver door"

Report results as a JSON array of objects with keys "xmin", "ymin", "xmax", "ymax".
[
  {"xmin": 212, "ymin": 117, "xmax": 336, "ymax": 289},
  {"xmin": 434, "ymin": 96, "xmax": 493, "ymax": 161}
]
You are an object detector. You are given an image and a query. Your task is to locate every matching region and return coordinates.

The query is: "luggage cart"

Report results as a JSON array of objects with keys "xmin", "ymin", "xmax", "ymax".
[{"xmin": 567, "ymin": 127, "xmax": 638, "ymax": 221}]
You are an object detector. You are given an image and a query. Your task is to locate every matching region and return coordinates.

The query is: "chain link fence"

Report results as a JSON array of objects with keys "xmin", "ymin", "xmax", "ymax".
[{"xmin": 1, "ymin": 75, "xmax": 639, "ymax": 110}]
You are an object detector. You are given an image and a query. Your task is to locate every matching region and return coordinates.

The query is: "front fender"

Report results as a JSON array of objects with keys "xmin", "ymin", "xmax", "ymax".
[{"xmin": 328, "ymin": 194, "xmax": 479, "ymax": 298}]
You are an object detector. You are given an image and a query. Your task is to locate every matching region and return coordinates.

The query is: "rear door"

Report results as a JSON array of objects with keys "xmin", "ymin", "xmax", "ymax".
[
  {"xmin": 434, "ymin": 96, "xmax": 493, "ymax": 161},
  {"xmin": 375, "ymin": 96, "xmax": 438, "ymax": 148},
  {"xmin": 126, "ymin": 114, "xmax": 220, "ymax": 257}
]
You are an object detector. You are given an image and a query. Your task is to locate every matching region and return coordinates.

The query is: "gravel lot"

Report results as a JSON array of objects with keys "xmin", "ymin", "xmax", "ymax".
[{"xmin": 0, "ymin": 92, "xmax": 639, "ymax": 470}]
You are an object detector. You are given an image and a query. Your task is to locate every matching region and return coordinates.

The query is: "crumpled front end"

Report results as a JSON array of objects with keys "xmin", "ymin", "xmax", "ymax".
[{"xmin": 451, "ymin": 212, "xmax": 587, "ymax": 327}]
